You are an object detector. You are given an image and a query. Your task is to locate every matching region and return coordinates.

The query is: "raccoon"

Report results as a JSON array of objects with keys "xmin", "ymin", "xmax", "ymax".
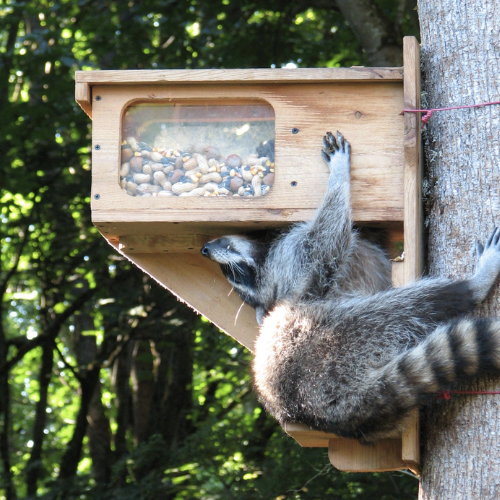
[{"xmin": 201, "ymin": 131, "xmax": 500, "ymax": 442}]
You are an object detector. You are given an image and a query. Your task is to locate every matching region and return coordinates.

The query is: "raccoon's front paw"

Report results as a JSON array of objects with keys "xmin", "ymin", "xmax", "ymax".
[
  {"xmin": 471, "ymin": 227, "xmax": 500, "ymax": 302},
  {"xmin": 321, "ymin": 131, "xmax": 351, "ymax": 177}
]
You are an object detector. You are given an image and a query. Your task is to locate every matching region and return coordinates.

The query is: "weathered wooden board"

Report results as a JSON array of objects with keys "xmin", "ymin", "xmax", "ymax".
[{"xmin": 89, "ymin": 81, "xmax": 405, "ymax": 247}]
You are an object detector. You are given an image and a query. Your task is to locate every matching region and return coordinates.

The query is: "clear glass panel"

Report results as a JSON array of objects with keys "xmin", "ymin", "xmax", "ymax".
[{"xmin": 120, "ymin": 102, "xmax": 275, "ymax": 198}]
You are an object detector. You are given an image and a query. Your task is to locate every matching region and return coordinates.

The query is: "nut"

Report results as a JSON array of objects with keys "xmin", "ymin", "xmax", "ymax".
[
  {"xmin": 150, "ymin": 151, "xmax": 163, "ymax": 163},
  {"xmin": 121, "ymin": 135, "xmax": 275, "ymax": 198},
  {"xmin": 230, "ymin": 177, "xmax": 244, "ymax": 192},
  {"xmin": 193, "ymin": 153, "xmax": 209, "ymax": 173},
  {"xmin": 171, "ymin": 181, "xmax": 199, "ymax": 195},
  {"xmin": 130, "ymin": 156, "xmax": 143, "ymax": 172},
  {"xmin": 121, "ymin": 147, "xmax": 134, "ymax": 163},
  {"xmin": 226, "ymin": 154, "xmax": 242, "ymax": 168},
  {"xmin": 153, "ymin": 170, "xmax": 167, "ymax": 186},
  {"xmin": 252, "ymin": 175, "xmax": 262, "ymax": 197},
  {"xmin": 120, "ymin": 162, "xmax": 130, "ymax": 177},
  {"xmin": 133, "ymin": 173, "xmax": 151, "ymax": 184},
  {"xmin": 179, "ymin": 187, "xmax": 207, "ymax": 197},
  {"xmin": 127, "ymin": 137, "xmax": 139, "ymax": 151},
  {"xmin": 199, "ymin": 172, "xmax": 222, "ymax": 184}
]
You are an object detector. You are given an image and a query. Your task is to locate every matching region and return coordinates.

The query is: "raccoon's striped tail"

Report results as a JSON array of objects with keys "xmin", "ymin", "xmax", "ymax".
[
  {"xmin": 348, "ymin": 319, "xmax": 500, "ymax": 441},
  {"xmin": 380, "ymin": 318, "xmax": 500, "ymax": 403}
]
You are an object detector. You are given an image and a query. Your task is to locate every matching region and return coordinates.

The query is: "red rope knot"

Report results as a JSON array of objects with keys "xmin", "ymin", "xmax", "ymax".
[{"xmin": 436, "ymin": 391, "xmax": 451, "ymax": 400}]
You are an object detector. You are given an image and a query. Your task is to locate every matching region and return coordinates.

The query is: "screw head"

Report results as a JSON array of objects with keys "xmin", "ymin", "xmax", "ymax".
[
  {"xmin": 94, "ymin": 194, "xmax": 100, "ymax": 200},
  {"xmin": 94, "ymin": 144, "xmax": 100, "ymax": 150},
  {"xmin": 292, "ymin": 128, "xmax": 299, "ymax": 134},
  {"xmin": 291, "ymin": 181, "xmax": 297, "ymax": 187},
  {"xmin": 355, "ymin": 111, "xmax": 362, "ymax": 119},
  {"xmin": 95, "ymin": 96, "xmax": 102, "ymax": 101}
]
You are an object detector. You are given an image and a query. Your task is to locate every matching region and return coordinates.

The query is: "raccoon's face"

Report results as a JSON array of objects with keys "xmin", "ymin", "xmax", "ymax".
[
  {"xmin": 201, "ymin": 235, "xmax": 257, "ymax": 294},
  {"xmin": 202, "ymin": 234, "xmax": 272, "ymax": 308}
]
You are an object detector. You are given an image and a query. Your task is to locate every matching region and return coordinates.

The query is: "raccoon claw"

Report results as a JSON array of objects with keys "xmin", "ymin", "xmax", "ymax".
[
  {"xmin": 476, "ymin": 240, "xmax": 484, "ymax": 261},
  {"xmin": 471, "ymin": 227, "xmax": 500, "ymax": 302},
  {"xmin": 256, "ymin": 306, "xmax": 267, "ymax": 326},
  {"xmin": 322, "ymin": 131, "xmax": 351, "ymax": 175}
]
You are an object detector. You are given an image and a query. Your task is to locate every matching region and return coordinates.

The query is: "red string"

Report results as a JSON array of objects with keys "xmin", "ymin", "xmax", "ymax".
[
  {"xmin": 401, "ymin": 100, "xmax": 500, "ymax": 128},
  {"xmin": 437, "ymin": 390, "xmax": 500, "ymax": 400}
]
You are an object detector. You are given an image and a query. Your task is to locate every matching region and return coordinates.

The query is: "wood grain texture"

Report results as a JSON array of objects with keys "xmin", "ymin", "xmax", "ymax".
[
  {"xmin": 403, "ymin": 36, "xmax": 423, "ymax": 284},
  {"xmin": 399, "ymin": 36, "xmax": 422, "ymax": 471},
  {"xmin": 329, "ymin": 438, "xmax": 405, "ymax": 472},
  {"xmin": 107, "ymin": 239, "xmax": 259, "ymax": 350},
  {"xmin": 76, "ymin": 67, "xmax": 403, "ymax": 86},
  {"xmin": 75, "ymin": 82, "xmax": 92, "ymax": 119},
  {"xmin": 90, "ymin": 81, "xmax": 405, "ymax": 243}
]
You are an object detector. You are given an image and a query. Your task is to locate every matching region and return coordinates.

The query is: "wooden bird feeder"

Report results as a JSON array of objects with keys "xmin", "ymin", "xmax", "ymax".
[{"xmin": 76, "ymin": 36, "xmax": 422, "ymax": 474}]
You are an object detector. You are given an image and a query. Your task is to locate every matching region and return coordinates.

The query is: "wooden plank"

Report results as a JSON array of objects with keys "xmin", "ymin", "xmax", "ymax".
[
  {"xmin": 403, "ymin": 36, "xmax": 423, "ymax": 283},
  {"xmin": 329, "ymin": 438, "xmax": 405, "ymax": 472},
  {"xmin": 399, "ymin": 35, "xmax": 423, "ymax": 471},
  {"xmin": 107, "ymin": 241, "xmax": 259, "ymax": 350},
  {"xmin": 76, "ymin": 67, "xmax": 403, "ymax": 86},
  {"xmin": 391, "ymin": 261, "xmax": 405, "ymax": 287},
  {"xmin": 118, "ymin": 234, "xmax": 211, "ymax": 253},
  {"xmin": 284, "ymin": 422, "xmax": 339, "ymax": 448},
  {"xmin": 401, "ymin": 408, "xmax": 420, "ymax": 474},
  {"xmin": 92, "ymin": 206, "xmax": 404, "ymax": 228},
  {"xmin": 75, "ymin": 82, "xmax": 92, "ymax": 118},
  {"xmin": 90, "ymin": 81, "xmax": 405, "ymax": 241}
]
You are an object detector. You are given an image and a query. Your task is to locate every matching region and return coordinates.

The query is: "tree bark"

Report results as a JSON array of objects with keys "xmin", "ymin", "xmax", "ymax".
[
  {"xmin": 131, "ymin": 340, "xmax": 155, "ymax": 445},
  {"xmin": 112, "ymin": 344, "xmax": 132, "ymax": 459},
  {"xmin": 59, "ymin": 336, "xmax": 101, "ymax": 482},
  {"xmin": 417, "ymin": 1, "xmax": 500, "ymax": 498},
  {"xmin": 148, "ymin": 328, "xmax": 193, "ymax": 451},
  {"xmin": 26, "ymin": 340, "xmax": 54, "ymax": 496},
  {"xmin": 87, "ymin": 379, "xmax": 112, "ymax": 485}
]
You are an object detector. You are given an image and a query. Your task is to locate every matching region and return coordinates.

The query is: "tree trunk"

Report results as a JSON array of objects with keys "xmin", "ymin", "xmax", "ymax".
[
  {"xmin": 417, "ymin": 1, "xmax": 500, "ymax": 498},
  {"xmin": 87, "ymin": 379, "xmax": 112, "ymax": 485},
  {"xmin": 26, "ymin": 340, "xmax": 54, "ymax": 496},
  {"xmin": 59, "ymin": 336, "xmax": 101, "ymax": 482},
  {"xmin": 335, "ymin": 0, "xmax": 403, "ymax": 66},
  {"xmin": 131, "ymin": 340, "xmax": 155, "ymax": 445}
]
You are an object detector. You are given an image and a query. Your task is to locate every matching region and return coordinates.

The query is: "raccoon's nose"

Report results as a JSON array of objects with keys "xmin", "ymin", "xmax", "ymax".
[{"xmin": 201, "ymin": 244, "xmax": 210, "ymax": 257}]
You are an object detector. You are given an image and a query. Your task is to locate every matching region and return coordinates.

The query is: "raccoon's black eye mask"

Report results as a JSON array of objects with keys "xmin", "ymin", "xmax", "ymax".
[{"xmin": 219, "ymin": 262, "xmax": 256, "ymax": 288}]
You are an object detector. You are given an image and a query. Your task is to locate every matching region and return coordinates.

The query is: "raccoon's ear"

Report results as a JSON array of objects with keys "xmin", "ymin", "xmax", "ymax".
[{"xmin": 256, "ymin": 306, "xmax": 267, "ymax": 326}]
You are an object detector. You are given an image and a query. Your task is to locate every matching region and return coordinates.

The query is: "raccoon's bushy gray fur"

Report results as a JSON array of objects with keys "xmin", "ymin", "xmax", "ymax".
[{"xmin": 201, "ymin": 131, "xmax": 500, "ymax": 442}]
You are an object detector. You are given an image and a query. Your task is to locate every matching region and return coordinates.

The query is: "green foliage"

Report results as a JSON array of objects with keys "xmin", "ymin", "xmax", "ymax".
[{"xmin": 0, "ymin": 0, "xmax": 419, "ymax": 499}]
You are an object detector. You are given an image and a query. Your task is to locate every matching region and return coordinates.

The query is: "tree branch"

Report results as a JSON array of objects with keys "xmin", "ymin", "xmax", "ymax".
[{"xmin": 334, "ymin": 0, "xmax": 403, "ymax": 66}]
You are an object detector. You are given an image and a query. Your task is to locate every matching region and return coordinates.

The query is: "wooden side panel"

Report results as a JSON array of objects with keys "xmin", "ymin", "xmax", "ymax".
[
  {"xmin": 403, "ymin": 36, "xmax": 423, "ymax": 284},
  {"xmin": 399, "ymin": 36, "xmax": 422, "ymax": 472},
  {"xmin": 118, "ymin": 234, "xmax": 211, "ymax": 253},
  {"xmin": 75, "ymin": 82, "xmax": 92, "ymax": 118},
  {"xmin": 90, "ymin": 80, "xmax": 405, "ymax": 245},
  {"xmin": 108, "ymin": 240, "xmax": 259, "ymax": 350},
  {"xmin": 284, "ymin": 423, "xmax": 339, "ymax": 448},
  {"xmin": 329, "ymin": 439, "xmax": 405, "ymax": 472}
]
